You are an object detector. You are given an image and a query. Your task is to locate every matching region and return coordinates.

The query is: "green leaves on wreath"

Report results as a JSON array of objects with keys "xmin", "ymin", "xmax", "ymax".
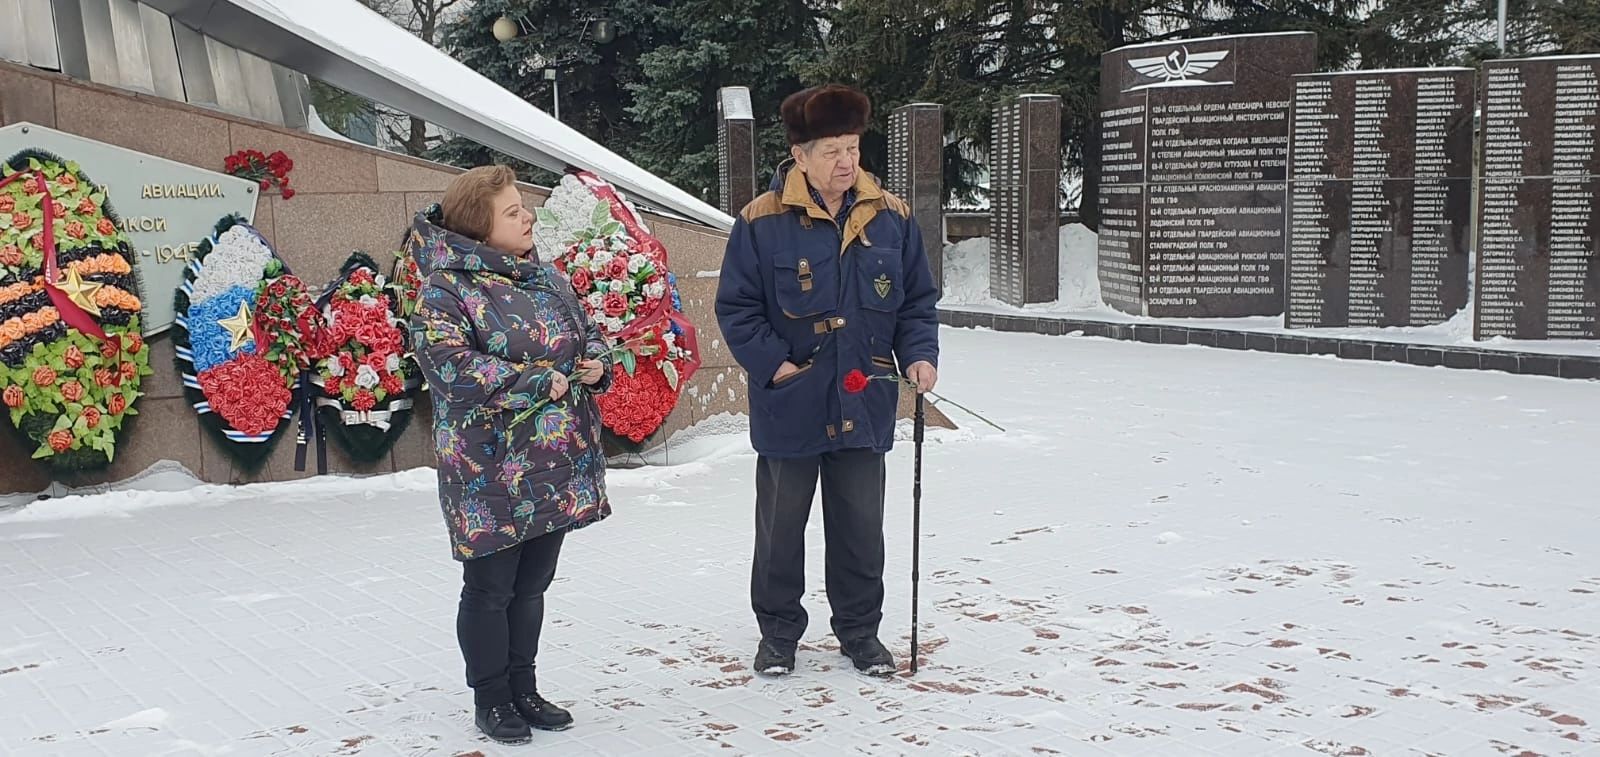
[
  {"xmin": 662, "ymin": 359, "xmax": 679, "ymax": 391},
  {"xmin": 619, "ymin": 348, "xmax": 637, "ymax": 377}
]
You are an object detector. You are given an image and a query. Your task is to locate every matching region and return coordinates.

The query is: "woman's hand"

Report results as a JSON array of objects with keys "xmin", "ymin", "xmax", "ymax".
[
  {"xmin": 576, "ymin": 359, "xmax": 605, "ymax": 386},
  {"xmin": 548, "ymin": 371, "xmax": 569, "ymax": 401}
]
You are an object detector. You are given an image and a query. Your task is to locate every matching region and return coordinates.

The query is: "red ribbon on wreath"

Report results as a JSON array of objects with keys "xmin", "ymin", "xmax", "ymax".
[{"xmin": 0, "ymin": 169, "xmax": 112, "ymax": 344}]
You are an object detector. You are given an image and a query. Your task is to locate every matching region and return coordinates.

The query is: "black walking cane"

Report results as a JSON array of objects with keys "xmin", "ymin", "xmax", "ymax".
[{"xmin": 910, "ymin": 390, "xmax": 925, "ymax": 675}]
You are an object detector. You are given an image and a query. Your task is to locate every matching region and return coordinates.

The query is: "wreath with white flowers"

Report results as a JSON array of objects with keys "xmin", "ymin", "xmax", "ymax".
[
  {"xmin": 535, "ymin": 171, "xmax": 700, "ymax": 448},
  {"xmin": 309, "ymin": 251, "xmax": 419, "ymax": 463},
  {"xmin": 173, "ymin": 215, "xmax": 318, "ymax": 470}
]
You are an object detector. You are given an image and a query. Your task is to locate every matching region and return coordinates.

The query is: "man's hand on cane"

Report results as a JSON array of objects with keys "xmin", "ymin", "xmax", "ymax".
[{"xmin": 906, "ymin": 361, "xmax": 938, "ymax": 394}]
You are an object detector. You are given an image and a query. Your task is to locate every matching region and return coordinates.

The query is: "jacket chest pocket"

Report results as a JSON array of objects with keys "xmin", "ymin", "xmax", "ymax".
[
  {"xmin": 773, "ymin": 253, "xmax": 837, "ymax": 319},
  {"xmin": 855, "ymin": 248, "xmax": 904, "ymax": 313}
]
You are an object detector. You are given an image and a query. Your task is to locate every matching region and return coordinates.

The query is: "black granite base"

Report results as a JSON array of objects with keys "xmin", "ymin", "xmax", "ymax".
[{"xmin": 939, "ymin": 309, "xmax": 1600, "ymax": 381}]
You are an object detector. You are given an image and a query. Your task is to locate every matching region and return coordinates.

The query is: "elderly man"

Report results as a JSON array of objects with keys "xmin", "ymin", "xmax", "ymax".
[{"xmin": 715, "ymin": 84, "xmax": 940, "ymax": 677}]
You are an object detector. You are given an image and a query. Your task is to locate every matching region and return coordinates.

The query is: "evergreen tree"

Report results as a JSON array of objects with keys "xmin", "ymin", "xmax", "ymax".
[
  {"xmin": 624, "ymin": 1, "xmax": 828, "ymax": 205},
  {"xmin": 430, "ymin": 0, "xmax": 663, "ymax": 179}
]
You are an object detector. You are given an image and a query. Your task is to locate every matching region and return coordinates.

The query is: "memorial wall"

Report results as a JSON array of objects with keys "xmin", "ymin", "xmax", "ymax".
[
  {"xmin": 1098, "ymin": 32, "xmax": 1317, "ymax": 318},
  {"xmin": 989, "ymin": 94, "xmax": 1061, "ymax": 306},
  {"xmin": 1476, "ymin": 55, "xmax": 1600, "ymax": 340},
  {"xmin": 1286, "ymin": 69, "xmax": 1475, "ymax": 328}
]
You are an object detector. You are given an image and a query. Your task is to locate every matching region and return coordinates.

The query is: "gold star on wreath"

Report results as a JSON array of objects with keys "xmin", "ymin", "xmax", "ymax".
[
  {"xmin": 219, "ymin": 300, "xmax": 256, "ymax": 352},
  {"xmin": 54, "ymin": 267, "xmax": 103, "ymax": 317}
]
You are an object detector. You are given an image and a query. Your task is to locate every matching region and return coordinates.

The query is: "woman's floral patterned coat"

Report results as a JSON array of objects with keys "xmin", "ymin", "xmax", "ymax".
[{"xmin": 406, "ymin": 206, "xmax": 613, "ymax": 560}]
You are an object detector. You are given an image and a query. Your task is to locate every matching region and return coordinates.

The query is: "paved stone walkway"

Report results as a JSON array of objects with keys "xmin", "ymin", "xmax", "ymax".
[{"xmin": 3, "ymin": 329, "xmax": 1598, "ymax": 755}]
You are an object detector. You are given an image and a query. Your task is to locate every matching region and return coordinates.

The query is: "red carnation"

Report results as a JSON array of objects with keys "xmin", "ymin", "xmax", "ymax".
[
  {"xmin": 77, "ymin": 197, "xmax": 96, "ymax": 215},
  {"xmin": 94, "ymin": 368, "xmax": 116, "ymax": 388},
  {"xmin": 64, "ymin": 344, "xmax": 86, "ymax": 369},
  {"xmin": 22, "ymin": 177, "xmax": 41, "ymax": 195},
  {"xmin": 100, "ymin": 339, "xmax": 120, "ymax": 359},
  {"xmin": 82, "ymin": 406, "xmax": 102, "ymax": 429},
  {"xmin": 0, "ymin": 196, "xmax": 13, "ymax": 213},
  {"xmin": 281, "ymin": 188, "xmax": 295, "ymax": 200},
  {"xmin": 64, "ymin": 220, "xmax": 87, "ymax": 239},
  {"xmin": 32, "ymin": 366, "xmax": 56, "ymax": 387},
  {"xmin": 353, "ymin": 390, "xmax": 377, "ymax": 411},
  {"xmin": 2, "ymin": 385, "xmax": 22, "ymax": 409},
  {"xmin": 843, "ymin": 369, "xmax": 870, "ymax": 394},
  {"xmin": 0, "ymin": 244, "xmax": 20, "ymax": 267},
  {"xmin": 96, "ymin": 218, "xmax": 116, "ymax": 236},
  {"xmin": 61, "ymin": 380, "xmax": 85, "ymax": 402},
  {"xmin": 124, "ymin": 334, "xmax": 144, "ymax": 354},
  {"xmin": 118, "ymin": 361, "xmax": 137, "ymax": 382},
  {"xmin": 53, "ymin": 203, "xmax": 67, "ymax": 219},
  {"xmin": 259, "ymin": 179, "xmax": 271, "ymax": 190},
  {"xmin": 602, "ymin": 292, "xmax": 628, "ymax": 318},
  {"xmin": 12, "ymin": 212, "xmax": 31, "ymax": 230},
  {"xmin": 108, "ymin": 393, "xmax": 126, "ymax": 415},
  {"xmin": 47, "ymin": 429, "xmax": 73, "ymax": 453},
  {"xmin": 605, "ymin": 258, "xmax": 629, "ymax": 282},
  {"xmin": 57, "ymin": 173, "xmax": 77, "ymax": 190}
]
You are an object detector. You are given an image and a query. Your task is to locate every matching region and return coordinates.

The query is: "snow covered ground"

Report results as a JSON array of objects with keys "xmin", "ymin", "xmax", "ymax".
[{"xmin": 3, "ymin": 326, "xmax": 1599, "ymax": 755}]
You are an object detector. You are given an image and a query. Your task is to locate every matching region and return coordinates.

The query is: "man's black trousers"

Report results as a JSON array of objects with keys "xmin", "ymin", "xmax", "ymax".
[{"xmin": 751, "ymin": 448, "xmax": 887, "ymax": 646}]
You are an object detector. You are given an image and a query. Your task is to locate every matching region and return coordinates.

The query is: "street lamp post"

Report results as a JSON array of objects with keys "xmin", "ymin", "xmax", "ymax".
[
  {"xmin": 1497, "ymin": 0, "xmax": 1507, "ymax": 53},
  {"xmin": 490, "ymin": 14, "xmax": 614, "ymax": 122},
  {"xmin": 544, "ymin": 68, "xmax": 560, "ymax": 121}
]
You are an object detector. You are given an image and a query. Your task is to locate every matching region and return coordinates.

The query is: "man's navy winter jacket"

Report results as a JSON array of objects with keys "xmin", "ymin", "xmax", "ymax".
[{"xmin": 715, "ymin": 165, "xmax": 940, "ymax": 458}]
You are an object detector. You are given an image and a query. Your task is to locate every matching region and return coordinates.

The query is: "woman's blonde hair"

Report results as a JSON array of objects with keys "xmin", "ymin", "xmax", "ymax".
[{"xmin": 441, "ymin": 165, "xmax": 518, "ymax": 241}]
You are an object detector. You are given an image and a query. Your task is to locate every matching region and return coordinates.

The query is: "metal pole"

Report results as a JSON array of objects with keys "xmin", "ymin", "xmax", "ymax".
[
  {"xmin": 910, "ymin": 391, "xmax": 924, "ymax": 675},
  {"xmin": 1498, "ymin": 0, "xmax": 1507, "ymax": 53},
  {"xmin": 553, "ymin": 75, "xmax": 561, "ymax": 121}
]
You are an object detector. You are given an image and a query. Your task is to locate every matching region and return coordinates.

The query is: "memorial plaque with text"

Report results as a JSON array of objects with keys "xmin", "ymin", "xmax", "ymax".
[
  {"xmin": 989, "ymin": 95, "xmax": 1061, "ymax": 306},
  {"xmin": 717, "ymin": 86, "xmax": 757, "ymax": 215},
  {"xmin": 887, "ymin": 103, "xmax": 945, "ymax": 292},
  {"xmin": 1286, "ymin": 69, "xmax": 1475, "ymax": 329},
  {"xmin": 1098, "ymin": 32, "xmax": 1316, "ymax": 317},
  {"xmin": 1476, "ymin": 56, "xmax": 1600, "ymax": 340}
]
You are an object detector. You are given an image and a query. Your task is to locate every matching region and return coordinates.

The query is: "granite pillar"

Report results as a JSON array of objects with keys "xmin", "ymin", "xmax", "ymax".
[
  {"xmin": 717, "ymin": 85, "xmax": 757, "ymax": 215},
  {"xmin": 1475, "ymin": 55, "xmax": 1600, "ymax": 341},
  {"xmin": 886, "ymin": 102, "xmax": 945, "ymax": 292},
  {"xmin": 1286, "ymin": 68, "xmax": 1475, "ymax": 329},
  {"xmin": 1098, "ymin": 32, "xmax": 1318, "ymax": 317},
  {"xmin": 989, "ymin": 94, "xmax": 1060, "ymax": 306}
]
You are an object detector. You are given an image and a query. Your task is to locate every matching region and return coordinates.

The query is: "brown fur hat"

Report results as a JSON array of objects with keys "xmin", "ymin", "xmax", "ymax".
[{"xmin": 780, "ymin": 85, "xmax": 872, "ymax": 145}]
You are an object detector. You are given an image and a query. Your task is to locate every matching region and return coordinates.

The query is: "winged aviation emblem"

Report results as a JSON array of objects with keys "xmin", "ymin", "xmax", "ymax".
[{"xmin": 1127, "ymin": 46, "xmax": 1230, "ymax": 85}]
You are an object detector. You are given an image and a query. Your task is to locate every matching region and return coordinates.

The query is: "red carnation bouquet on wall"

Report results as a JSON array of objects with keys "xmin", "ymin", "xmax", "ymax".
[{"xmin": 223, "ymin": 149, "xmax": 295, "ymax": 200}]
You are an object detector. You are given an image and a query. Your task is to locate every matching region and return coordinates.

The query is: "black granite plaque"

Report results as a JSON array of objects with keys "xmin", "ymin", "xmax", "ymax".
[
  {"xmin": 1476, "ymin": 56, "xmax": 1600, "ymax": 340},
  {"xmin": 887, "ymin": 103, "xmax": 945, "ymax": 292},
  {"xmin": 1098, "ymin": 32, "xmax": 1317, "ymax": 317},
  {"xmin": 989, "ymin": 94, "xmax": 1061, "ymax": 306},
  {"xmin": 1286, "ymin": 68, "xmax": 1475, "ymax": 329},
  {"xmin": 717, "ymin": 86, "xmax": 757, "ymax": 215}
]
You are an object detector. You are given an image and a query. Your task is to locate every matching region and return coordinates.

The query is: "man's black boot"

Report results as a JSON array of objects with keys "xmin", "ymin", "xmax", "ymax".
[
  {"xmin": 840, "ymin": 636, "xmax": 896, "ymax": 677},
  {"xmin": 754, "ymin": 638, "xmax": 797, "ymax": 676}
]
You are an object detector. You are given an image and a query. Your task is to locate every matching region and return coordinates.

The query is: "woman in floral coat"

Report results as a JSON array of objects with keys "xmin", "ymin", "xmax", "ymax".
[{"xmin": 408, "ymin": 165, "xmax": 612, "ymax": 746}]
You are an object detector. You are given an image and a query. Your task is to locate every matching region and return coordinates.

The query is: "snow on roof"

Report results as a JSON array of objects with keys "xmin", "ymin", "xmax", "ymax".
[{"xmin": 145, "ymin": 0, "xmax": 733, "ymax": 230}]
